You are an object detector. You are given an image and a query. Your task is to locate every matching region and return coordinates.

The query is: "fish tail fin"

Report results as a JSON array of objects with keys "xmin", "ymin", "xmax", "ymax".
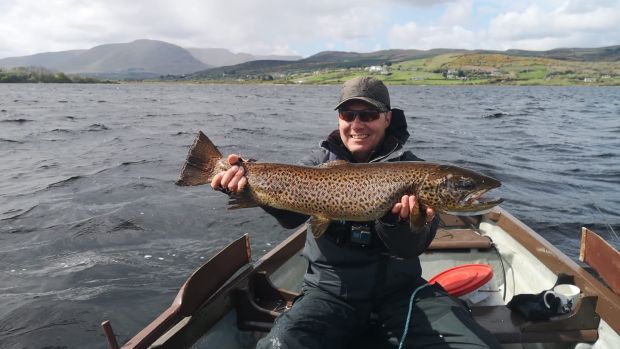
[{"xmin": 176, "ymin": 131, "xmax": 228, "ymax": 186}]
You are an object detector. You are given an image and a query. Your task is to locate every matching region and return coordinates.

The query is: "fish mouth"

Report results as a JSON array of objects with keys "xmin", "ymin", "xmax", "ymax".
[
  {"xmin": 462, "ymin": 188, "xmax": 502, "ymax": 206},
  {"xmin": 447, "ymin": 188, "xmax": 503, "ymax": 216}
]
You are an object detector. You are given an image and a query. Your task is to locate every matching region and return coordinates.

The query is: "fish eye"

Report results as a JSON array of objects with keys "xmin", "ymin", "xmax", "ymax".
[{"xmin": 457, "ymin": 178, "xmax": 477, "ymax": 190}]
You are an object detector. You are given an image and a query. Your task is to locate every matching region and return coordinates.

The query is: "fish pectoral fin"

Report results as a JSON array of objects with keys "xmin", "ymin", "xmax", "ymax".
[
  {"xmin": 228, "ymin": 190, "xmax": 260, "ymax": 209},
  {"xmin": 317, "ymin": 160, "xmax": 348, "ymax": 168},
  {"xmin": 409, "ymin": 206, "xmax": 426, "ymax": 232},
  {"xmin": 309, "ymin": 216, "xmax": 332, "ymax": 238}
]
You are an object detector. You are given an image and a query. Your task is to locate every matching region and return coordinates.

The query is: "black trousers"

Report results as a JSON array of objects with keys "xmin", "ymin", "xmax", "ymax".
[{"xmin": 256, "ymin": 283, "xmax": 501, "ymax": 349}]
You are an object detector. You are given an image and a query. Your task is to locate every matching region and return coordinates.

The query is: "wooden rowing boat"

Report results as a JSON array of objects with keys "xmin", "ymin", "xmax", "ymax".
[{"xmin": 101, "ymin": 207, "xmax": 620, "ymax": 348}]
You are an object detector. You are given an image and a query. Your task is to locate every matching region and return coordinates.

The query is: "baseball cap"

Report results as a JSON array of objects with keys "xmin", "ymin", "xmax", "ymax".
[{"xmin": 334, "ymin": 76, "xmax": 391, "ymax": 112}]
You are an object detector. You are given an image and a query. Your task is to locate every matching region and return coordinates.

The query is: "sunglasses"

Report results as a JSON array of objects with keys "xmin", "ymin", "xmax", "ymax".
[{"xmin": 338, "ymin": 109, "xmax": 382, "ymax": 122}]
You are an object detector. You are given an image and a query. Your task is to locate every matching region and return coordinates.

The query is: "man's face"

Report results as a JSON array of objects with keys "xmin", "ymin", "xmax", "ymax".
[{"xmin": 338, "ymin": 101, "xmax": 391, "ymax": 162}]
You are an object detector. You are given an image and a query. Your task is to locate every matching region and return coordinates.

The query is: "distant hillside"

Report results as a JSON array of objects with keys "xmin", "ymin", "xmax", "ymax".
[
  {"xmin": 188, "ymin": 48, "xmax": 464, "ymax": 79},
  {"xmin": 2, "ymin": 41, "xmax": 617, "ymax": 83},
  {"xmin": 186, "ymin": 46, "xmax": 620, "ymax": 81},
  {"xmin": 502, "ymin": 46, "xmax": 620, "ymax": 61},
  {"xmin": 273, "ymin": 53, "xmax": 620, "ymax": 86},
  {"xmin": 186, "ymin": 47, "xmax": 301, "ymax": 67},
  {"xmin": 0, "ymin": 40, "xmax": 209, "ymax": 79}
]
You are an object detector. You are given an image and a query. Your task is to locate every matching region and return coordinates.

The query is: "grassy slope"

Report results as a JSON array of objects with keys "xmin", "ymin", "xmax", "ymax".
[
  {"xmin": 202, "ymin": 53, "xmax": 619, "ymax": 86},
  {"xmin": 299, "ymin": 53, "xmax": 620, "ymax": 86}
]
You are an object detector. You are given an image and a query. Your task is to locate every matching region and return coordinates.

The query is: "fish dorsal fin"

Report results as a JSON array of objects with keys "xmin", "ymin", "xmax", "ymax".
[
  {"xmin": 310, "ymin": 216, "xmax": 332, "ymax": 238},
  {"xmin": 318, "ymin": 160, "xmax": 348, "ymax": 168}
]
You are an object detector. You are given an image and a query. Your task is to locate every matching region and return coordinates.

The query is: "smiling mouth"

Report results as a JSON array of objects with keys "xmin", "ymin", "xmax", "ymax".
[{"xmin": 351, "ymin": 134, "xmax": 369, "ymax": 139}]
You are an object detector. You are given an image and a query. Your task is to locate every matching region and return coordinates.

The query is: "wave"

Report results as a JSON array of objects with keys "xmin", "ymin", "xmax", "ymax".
[
  {"xmin": 173, "ymin": 131, "xmax": 193, "ymax": 136},
  {"xmin": 592, "ymin": 152, "xmax": 616, "ymax": 159},
  {"xmin": 1, "ymin": 205, "xmax": 38, "ymax": 222},
  {"xmin": 0, "ymin": 138, "xmax": 22, "ymax": 143},
  {"xmin": 1, "ymin": 118, "xmax": 34, "ymax": 123},
  {"xmin": 46, "ymin": 175, "xmax": 82, "ymax": 189},
  {"xmin": 49, "ymin": 128, "xmax": 73, "ymax": 133},
  {"xmin": 483, "ymin": 112, "xmax": 509, "ymax": 119},
  {"xmin": 110, "ymin": 220, "xmax": 144, "ymax": 232},
  {"xmin": 85, "ymin": 123, "xmax": 109, "ymax": 131},
  {"xmin": 118, "ymin": 159, "xmax": 158, "ymax": 167}
]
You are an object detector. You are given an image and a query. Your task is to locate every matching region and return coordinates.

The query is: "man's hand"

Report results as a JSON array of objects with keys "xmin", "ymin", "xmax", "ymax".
[
  {"xmin": 391, "ymin": 194, "xmax": 435, "ymax": 224},
  {"xmin": 210, "ymin": 154, "xmax": 247, "ymax": 193}
]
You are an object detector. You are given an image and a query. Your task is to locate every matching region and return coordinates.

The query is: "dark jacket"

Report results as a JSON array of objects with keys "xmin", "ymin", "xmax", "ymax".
[{"xmin": 263, "ymin": 109, "xmax": 438, "ymax": 301}]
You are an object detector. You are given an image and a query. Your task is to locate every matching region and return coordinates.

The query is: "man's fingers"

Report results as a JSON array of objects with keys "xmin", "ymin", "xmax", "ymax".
[
  {"xmin": 238, "ymin": 176, "xmax": 247, "ymax": 191},
  {"xmin": 210, "ymin": 154, "xmax": 245, "ymax": 193},
  {"xmin": 400, "ymin": 195, "xmax": 409, "ymax": 219},
  {"xmin": 220, "ymin": 166, "xmax": 238, "ymax": 188},
  {"xmin": 426, "ymin": 207, "xmax": 436, "ymax": 223},
  {"xmin": 408, "ymin": 196, "xmax": 417, "ymax": 211},
  {"xmin": 227, "ymin": 154, "xmax": 240, "ymax": 165},
  {"xmin": 210, "ymin": 172, "xmax": 223, "ymax": 189},
  {"xmin": 392, "ymin": 203, "xmax": 402, "ymax": 215},
  {"xmin": 228, "ymin": 166, "xmax": 245, "ymax": 191}
]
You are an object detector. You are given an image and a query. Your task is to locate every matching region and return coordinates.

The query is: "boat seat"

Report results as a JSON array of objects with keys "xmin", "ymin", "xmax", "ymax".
[
  {"xmin": 233, "ymin": 271, "xmax": 298, "ymax": 332},
  {"xmin": 428, "ymin": 228, "xmax": 493, "ymax": 250},
  {"xmin": 235, "ymin": 272, "xmax": 600, "ymax": 344},
  {"xmin": 471, "ymin": 295, "xmax": 599, "ymax": 343},
  {"xmin": 439, "ymin": 213, "xmax": 481, "ymax": 228},
  {"xmin": 427, "ymin": 214, "xmax": 493, "ymax": 250}
]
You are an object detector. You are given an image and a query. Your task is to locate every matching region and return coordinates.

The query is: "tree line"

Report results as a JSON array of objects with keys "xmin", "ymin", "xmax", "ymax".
[{"xmin": 0, "ymin": 67, "xmax": 105, "ymax": 83}]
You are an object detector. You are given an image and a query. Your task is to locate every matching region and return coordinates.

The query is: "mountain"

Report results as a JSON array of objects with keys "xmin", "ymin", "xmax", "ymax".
[
  {"xmin": 0, "ymin": 40, "xmax": 209, "ymax": 79},
  {"xmin": 186, "ymin": 48, "xmax": 301, "ymax": 67}
]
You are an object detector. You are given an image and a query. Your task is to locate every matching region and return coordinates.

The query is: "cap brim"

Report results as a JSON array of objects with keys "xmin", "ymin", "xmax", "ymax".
[{"xmin": 334, "ymin": 97, "xmax": 387, "ymax": 111}]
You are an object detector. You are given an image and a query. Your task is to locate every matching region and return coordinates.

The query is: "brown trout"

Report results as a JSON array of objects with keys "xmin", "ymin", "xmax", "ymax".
[{"xmin": 176, "ymin": 131, "xmax": 502, "ymax": 238}]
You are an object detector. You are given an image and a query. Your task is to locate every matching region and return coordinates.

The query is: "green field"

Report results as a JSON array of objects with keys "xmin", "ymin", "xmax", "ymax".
[{"xmin": 202, "ymin": 53, "xmax": 620, "ymax": 86}]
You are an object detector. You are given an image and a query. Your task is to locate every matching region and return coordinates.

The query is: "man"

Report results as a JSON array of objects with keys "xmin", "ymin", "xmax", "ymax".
[{"xmin": 212, "ymin": 76, "xmax": 500, "ymax": 349}]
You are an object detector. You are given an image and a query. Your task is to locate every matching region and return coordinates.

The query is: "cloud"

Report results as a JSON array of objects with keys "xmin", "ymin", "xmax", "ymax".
[
  {"xmin": 0, "ymin": 0, "xmax": 618, "ymax": 59},
  {"xmin": 440, "ymin": 0, "xmax": 473, "ymax": 26},
  {"xmin": 0, "ymin": 0, "xmax": 394, "ymax": 57},
  {"xmin": 388, "ymin": 22, "xmax": 478, "ymax": 50},
  {"xmin": 388, "ymin": 0, "xmax": 620, "ymax": 51},
  {"xmin": 487, "ymin": 1, "xmax": 620, "ymax": 49}
]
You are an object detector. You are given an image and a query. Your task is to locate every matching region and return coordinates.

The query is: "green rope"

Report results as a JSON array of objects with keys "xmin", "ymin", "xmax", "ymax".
[{"xmin": 398, "ymin": 283, "xmax": 433, "ymax": 349}]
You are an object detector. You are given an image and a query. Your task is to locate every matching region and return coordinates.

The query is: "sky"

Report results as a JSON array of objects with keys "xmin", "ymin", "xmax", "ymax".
[{"xmin": 0, "ymin": 0, "xmax": 619, "ymax": 59}]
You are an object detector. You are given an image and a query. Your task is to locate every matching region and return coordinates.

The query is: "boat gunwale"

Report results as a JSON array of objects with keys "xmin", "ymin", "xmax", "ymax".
[{"xmin": 106, "ymin": 207, "xmax": 620, "ymax": 348}]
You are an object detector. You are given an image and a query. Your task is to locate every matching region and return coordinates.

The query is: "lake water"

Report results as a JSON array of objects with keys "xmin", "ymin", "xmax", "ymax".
[{"xmin": 1, "ymin": 83, "xmax": 619, "ymax": 348}]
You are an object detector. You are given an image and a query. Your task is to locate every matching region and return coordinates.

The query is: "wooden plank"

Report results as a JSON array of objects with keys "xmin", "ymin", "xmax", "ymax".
[
  {"xmin": 579, "ymin": 227, "xmax": 620, "ymax": 295},
  {"xmin": 428, "ymin": 229, "xmax": 492, "ymax": 250}
]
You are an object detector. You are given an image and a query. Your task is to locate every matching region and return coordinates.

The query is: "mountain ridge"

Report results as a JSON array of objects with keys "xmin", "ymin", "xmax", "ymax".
[
  {"xmin": 0, "ymin": 40, "xmax": 302, "ymax": 78},
  {"xmin": 1, "ymin": 40, "xmax": 618, "ymax": 81}
]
